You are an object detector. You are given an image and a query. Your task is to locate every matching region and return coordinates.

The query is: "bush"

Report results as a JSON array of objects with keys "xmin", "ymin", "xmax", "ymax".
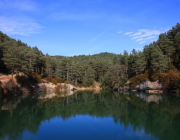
[
  {"xmin": 25, "ymin": 72, "xmax": 42, "ymax": 83},
  {"xmin": 43, "ymin": 76, "xmax": 52, "ymax": 82},
  {"xmin": 51, "ymin": 78, "xmax": 57, "ymax": 85},
  {"xmin": 54, "ymin": 77, "xmax": 61, "ymax": 83},
  {"xmin": 64, "ymin": 80, "xmax": 69, "ymax": 84},
  {"xmin": 36, "ymin": 75, "xmax": 42, "ymax": 82},
  {"xmin": 130, "ymin": 73, "xmax": 148, "ymax": 87},
  {"xmin": 150, "ymin": 71, "xmax": 159, "ymax": 81},
  {"xmin": 3, "ymin": 80, "xmax": 22, "ymax": 96},
  {"xmin": 160, "ymin": 70, "xmax": 180, "ymax": 89},
  {"xmin": 32, "ymin": 72, "xmax": 37, "ymax": 79}
]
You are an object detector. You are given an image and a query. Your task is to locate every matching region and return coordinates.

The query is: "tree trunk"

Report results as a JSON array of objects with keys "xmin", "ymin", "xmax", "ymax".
[
  {"xmin": 75, "ymin": 76, "xmax": 77, "ymax": 86},
  {"xmin": 63, "ymin": 66, "xmax": 65, "ymax": 80}
]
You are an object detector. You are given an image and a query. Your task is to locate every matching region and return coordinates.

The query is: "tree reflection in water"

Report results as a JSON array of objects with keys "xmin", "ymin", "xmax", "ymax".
[{"xmin": 0, "ymin": 90, "xmax": 180, "ymax": 140}]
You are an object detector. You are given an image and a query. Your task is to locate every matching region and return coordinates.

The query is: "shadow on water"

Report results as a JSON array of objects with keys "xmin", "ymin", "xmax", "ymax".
[{"xmin": 0, "ymin": 90, "xmax": 180, "ymax": 140}]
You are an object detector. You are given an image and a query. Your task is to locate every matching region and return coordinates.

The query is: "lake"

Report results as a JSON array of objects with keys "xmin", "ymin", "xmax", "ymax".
[{"xmin": 0, "ymin": 90, "xmax": 180, "ymax": 140}]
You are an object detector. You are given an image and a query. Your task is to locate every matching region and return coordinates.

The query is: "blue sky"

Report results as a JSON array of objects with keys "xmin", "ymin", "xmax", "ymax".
[{"xmin": 0, "ymin": 0, "xmax": 179, "ymax": 56}]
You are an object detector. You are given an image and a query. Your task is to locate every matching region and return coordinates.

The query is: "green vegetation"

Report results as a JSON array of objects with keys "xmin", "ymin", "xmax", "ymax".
[
  {"xmin": 0, "ymin": 23, "xmax": 180, "ymax": 89},
  {"xmin": 0, "ymin": 91, "xmax": 180, "ymax": 140}
]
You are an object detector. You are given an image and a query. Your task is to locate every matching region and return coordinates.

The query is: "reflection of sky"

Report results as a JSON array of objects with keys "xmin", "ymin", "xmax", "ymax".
[{"xmin": 22, "ymin": 115, "xmax": 159, "ymax": 140}]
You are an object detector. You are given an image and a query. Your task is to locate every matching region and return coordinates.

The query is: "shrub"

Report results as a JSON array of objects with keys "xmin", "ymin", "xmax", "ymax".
[
  {"xmin": 43, "ymin": 76, "xmax": 52, "ymax": 82},
  {"xmin": 64, "ymin": 80, "xmax": 69, "ymax": 84},
  {"xmin": 36, "ymin": 75, "xmax": 42, "ymax": 82},
  {"xmin": 150, "ymin": 71, "xmax": 159, "ymax": 81},
  {"xmin": 129, "ymin": 73, "xmax": 148, "ymax": 87},
  {"xmin": 51, "ymin": 78, "xmax": 57, "ymax": 85},
  {"xmin": 160, "ymin": 70, "xmax": 180, "ymax": 89},
  {"xmin": 32, "ymin": 72, "xmax": 37, "ymax": 79},
  {"xmin": 3, "ymin": 80, "xmax": 22, "ymax": 96},
  {"xmin": 54, "ymin": 77, "xmax": 61, "ymax": 83}
]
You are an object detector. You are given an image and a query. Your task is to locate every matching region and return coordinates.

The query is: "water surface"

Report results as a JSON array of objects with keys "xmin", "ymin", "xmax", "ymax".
[{"xmin": 0, "ymin": 91, "xmax": 180, "ymax": 140}]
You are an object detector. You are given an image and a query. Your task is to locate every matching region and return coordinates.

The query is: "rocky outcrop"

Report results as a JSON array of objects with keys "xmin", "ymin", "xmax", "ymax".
[
  {"xmin": 119, "ymin": 80, "xmax": 163, "ymax": 92},
  {"xmin": 75, "ymin": 86, "xmax": 102, "ymax": 91},
  {"xmin": 139, "ymin": 80, "xmax": 162, "ymax": 90},
  {"xmin": 38, "ymin": 82, "xmax": 76, "ymax": 93}
]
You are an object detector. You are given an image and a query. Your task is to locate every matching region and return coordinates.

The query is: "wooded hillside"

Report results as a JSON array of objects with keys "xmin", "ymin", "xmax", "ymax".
[{"xmin": 0, "ymin": 23, "xmax": 180, "ymax": 89}]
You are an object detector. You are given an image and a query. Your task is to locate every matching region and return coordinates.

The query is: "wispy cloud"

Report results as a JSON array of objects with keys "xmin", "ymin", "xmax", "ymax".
[
  {"xmin": 131, "ymin": 29, "xmax": 160, "ymax": 40},
  {"xmin": 0, "ymin": 16, "xmax": 43, "ymax": 36},
  {"xmin": 145, "ymin": 36, "xmax": 157, "ymax": 39},
  {"xmin": 140, "ymin": 41, "xmax": 146, "ymax": 44},
  {"xmin": 136, "ymin": 38, "xmax": 144, "ymax": 42},
  {"xmin": 130, "ymin": 32, "xmax": 142, "ymax": 36},
  {"xmin": 89, "ymin": 31, "xmax": 106, "ymax": 43},
  {"xmin": 0, "ymin": 0, "xmax": 36, "ymax": 11},
  {"xmin": 124, "ymin": 32, "xmax": 133, "ymax": 35},
  {"xmin": 117, "ymin": 31, "xmax": 122, "ymax": 34},
  {"xmin": 125, "ymin": 29, "xmax": 161, "ymax": 44}
]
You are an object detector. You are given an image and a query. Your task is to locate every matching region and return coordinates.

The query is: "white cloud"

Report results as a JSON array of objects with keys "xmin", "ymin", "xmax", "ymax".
[
  {"xmin": 145, "ymin": 36, "xmax": 157, "ymax": 39},
  {"xmin": 124, "ymin": 32, "xmax": 133, "ymax": 35},
  {"xmin": 131, "ymin": 29, "xmax": 160, "ymax": 40},
  {"xmin": 0, "ymin": 16, "xmax": 43, "ymax": 36},
  {"xmin": 125, "ymin": 29, "xmax": 161, "ymax": 44},
  {"xmin": 117, "ymin": 31, "xmax": 122, "ymax": 34},
  {"xmin": 136, "ymin": 38, "xmax": 144, "ymax": 42},
  {"xmin": 140, "ymin": 41, "xmax": 146, "ymax": 44},
  {"xmin": 0, "ymin": 0, "xmax": 36, "ymax": 11},
  {"xmin": 130, "ymin": 32, "xmax": 142, "ymax": 36}
]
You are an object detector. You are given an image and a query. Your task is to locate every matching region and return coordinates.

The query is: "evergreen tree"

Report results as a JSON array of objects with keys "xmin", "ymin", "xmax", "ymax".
[
  {"xmin": 151, "ymin": 45, "xmax": 168, "ymax": 74},
  {"xmin": 158, "ymin": 34, "xmax": 175, "ymax": 67},
  {"xmin": 86, "ymin": 66, "xmax": 95, "ymax": 85},
  {"xmin": 2, "ymin": 41, "xmax": 22, "ymax": 78}
]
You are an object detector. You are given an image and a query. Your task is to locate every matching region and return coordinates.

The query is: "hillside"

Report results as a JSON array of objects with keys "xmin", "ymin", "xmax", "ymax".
[{"xmin": 0, "ymin": 23, "xmax": 180, "ymax": 91}]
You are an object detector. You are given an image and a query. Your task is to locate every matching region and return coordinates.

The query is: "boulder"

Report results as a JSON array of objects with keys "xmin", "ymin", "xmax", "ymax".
[{"xmin": 140, "ymin": 80, "xmax": 162, "ymax": 90}]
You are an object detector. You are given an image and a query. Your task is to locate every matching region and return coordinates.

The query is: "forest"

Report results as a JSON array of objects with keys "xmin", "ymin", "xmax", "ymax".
[{"xmin": 0, "ymin": 23, "xmax": 180, "ymax": 89}]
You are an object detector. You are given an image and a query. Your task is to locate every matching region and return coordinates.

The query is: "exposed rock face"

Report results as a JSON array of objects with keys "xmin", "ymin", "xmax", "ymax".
[
  {"xmin": 38, "ymin": 82, "xmax": 76, "ymax": 93},
  {"xmin": 61, "ymin": 83, "xmax": 75, "ymax": 90},
  {"xmin": 139, "ymin": 80, "xmax": 162, "ymax": 90},
  {"xmin": 38, "ymin": 83, "xmax": 56, "ymax": 92},
  {"xmin": 119, "ymin": 80, "xmax": 162, "ymax": 91},
  {"xmin": 75, "ymin": 86, "xmax": 102, "ymax": 91}
]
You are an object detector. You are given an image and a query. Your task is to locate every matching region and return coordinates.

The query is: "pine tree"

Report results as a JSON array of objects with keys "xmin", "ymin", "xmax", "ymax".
[
  {"xmin": 2, "ymin": 41, "xmax": 22, "ymax": 78},
  {"xmin": 158, "ymin": 34, "xmax": 175, "ymax": 67},
  {"xmin": 151, "ymin": 45, "xmax": 168, "ymax": 74},
  {"xmin": 86, "ymin": 66, "xmax": 95, "ymax": 85}
]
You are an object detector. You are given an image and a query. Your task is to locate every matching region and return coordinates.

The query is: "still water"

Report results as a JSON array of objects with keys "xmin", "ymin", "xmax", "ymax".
[{"xmin": 0, "ymin": 90, "xmax": 180, "ymax": 140}]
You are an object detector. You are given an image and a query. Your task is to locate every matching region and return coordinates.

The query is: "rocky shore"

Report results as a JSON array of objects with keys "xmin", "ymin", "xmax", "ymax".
[
  {"xmin": 119, "ymin": 80, "xmax": 171, "ymax": 93},
  {"xmin": 0, "ymin": 73, "xmax": 102, "ymax": 98},
  {"xmin": 38, "ymin": 82, "xmax": 102, "ymax": 93}
]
